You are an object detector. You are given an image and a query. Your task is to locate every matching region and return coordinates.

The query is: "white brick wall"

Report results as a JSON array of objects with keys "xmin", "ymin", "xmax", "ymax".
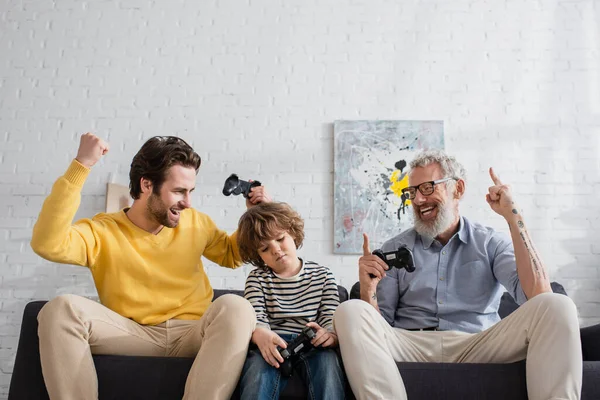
[{"xmin": 1, "ymin": 0, "xmax": 599, "ymax": 396}]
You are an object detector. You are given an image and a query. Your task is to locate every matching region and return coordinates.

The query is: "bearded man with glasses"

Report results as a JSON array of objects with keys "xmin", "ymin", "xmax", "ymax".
[{"xmin": 334, "ymin": 150, "xmax": 582, "ymax": 400}]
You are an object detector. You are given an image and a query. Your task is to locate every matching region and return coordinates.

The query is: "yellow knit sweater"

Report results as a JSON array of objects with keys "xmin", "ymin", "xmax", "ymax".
[{"xmin": 31, "ymin": 160, "xmax": 242, "ymax": 325}]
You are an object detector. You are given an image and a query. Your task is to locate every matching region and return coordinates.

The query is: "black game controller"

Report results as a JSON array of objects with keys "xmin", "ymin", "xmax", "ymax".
[
  {"xmin": 222, "ymin": 173, "xmax": 262, "ymax": 199},
  {"xmin": 372, "ymin": 245, "xmax": 415, "ymax": 273},
  {"xmin": 277, "ymin": 326, "xmax": 316, "ymax": 377}
]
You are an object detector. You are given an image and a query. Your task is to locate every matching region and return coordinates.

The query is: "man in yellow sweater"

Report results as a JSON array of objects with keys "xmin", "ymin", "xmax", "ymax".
[{"xmin": 30, "ymin": 133, "xmax": 270, "ymax": 400}]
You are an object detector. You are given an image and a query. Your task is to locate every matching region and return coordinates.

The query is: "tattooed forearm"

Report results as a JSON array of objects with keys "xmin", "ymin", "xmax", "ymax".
[
  {"xmin": 508, "ymin": 203, "xmax": 550, "ymax": 295},
  {"xmin": 365, "ymin": 291, "xmax": 380, "ymax": 313},
  {"xmin": 517, "ymin": 220, "xmax": 547, "ymax": 280}
]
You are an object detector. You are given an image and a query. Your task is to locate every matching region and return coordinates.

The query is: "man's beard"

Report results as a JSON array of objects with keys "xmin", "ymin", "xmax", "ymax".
[
  {"xmin": 413, "ymin": 199, "xmax": 456, "ymax": 239},
  {"xmin": 147, "ymin": 193, "xmax": 177, "ymax": 228}
]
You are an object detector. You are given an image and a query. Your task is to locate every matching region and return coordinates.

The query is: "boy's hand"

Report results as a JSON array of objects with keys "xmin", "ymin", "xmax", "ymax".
[
  {"xmin": 251, "ymin": 327, "xmax": 287, "ymax": 368},
  {"xmin": 76, "ymin": 132, "xmax": 109, "ymax": 169},
  {"xmin": 306, "ymin": 322, "xmax": 338, "ymax": 348},
  {"xmin": 246, "ymin": 183, "xmax": 271, "ymax": 208}
]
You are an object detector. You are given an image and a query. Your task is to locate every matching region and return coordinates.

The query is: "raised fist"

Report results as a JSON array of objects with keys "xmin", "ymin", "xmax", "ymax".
[{"xmin": 75, "ymin": 133, "xmax": 109, "ymax": 168}]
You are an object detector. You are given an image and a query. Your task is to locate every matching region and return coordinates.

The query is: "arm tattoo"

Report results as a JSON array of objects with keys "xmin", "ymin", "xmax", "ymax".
[
  {"xmin": 371, "ymin": 292, "xmax": 377, "ymax": 301},
  {"xmin": 517, "ymin": 220, "xmax": 547, "ymax": 280},
  {"xmin": 512, "ymin": 209, "xmax": 518, "ymax": 214}
]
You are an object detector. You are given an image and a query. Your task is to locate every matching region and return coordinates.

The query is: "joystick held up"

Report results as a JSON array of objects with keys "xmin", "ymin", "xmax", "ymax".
[
  {"xmin": 370, "ymin": 245, "xmax": 415, "ymax": 278},
  {"xmin": 222, "ymin": 174, "xmax": 261, "ymax": 199}
]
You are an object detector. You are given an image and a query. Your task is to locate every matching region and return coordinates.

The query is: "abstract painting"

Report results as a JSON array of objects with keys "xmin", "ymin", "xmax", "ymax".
[{"xmin": 333, "ymin": 120, "xmax": 445, "ymax": 254}]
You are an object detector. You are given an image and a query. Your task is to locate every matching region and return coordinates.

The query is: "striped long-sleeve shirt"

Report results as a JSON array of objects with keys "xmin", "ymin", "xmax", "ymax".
[{"xmin": 244, "ymin": 259, "xmax": 340, "ymax": 335}]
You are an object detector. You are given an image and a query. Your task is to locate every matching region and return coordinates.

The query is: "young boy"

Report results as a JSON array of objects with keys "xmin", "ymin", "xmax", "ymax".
[{"xmin": 237, "ymin": 202, "xmax": 345, "ymax": 400}]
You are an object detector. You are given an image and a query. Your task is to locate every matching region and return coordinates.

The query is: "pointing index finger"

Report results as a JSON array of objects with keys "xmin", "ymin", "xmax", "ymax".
[
  {"xmin": 489, "ymin": 167, "xmax": 502, "ymax": 186},
  {"xmin": 362, "ymin": 233, "xmax": 371, "ymax": 256}
]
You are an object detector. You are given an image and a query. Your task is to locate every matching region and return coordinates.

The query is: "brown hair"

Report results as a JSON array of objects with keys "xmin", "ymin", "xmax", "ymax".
[
  {"xmin": 129, "ymin": 136, "xmax": 201, "ymax": 199},
  {"xmin": 237, "ymin": 202, "xmax": 305, "ymax": 268}
]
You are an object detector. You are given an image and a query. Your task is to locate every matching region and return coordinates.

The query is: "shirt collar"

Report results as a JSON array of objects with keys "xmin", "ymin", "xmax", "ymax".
[
  {"xmin": 456, "ymin": 217, "xmax": 468, "ymax": 244},
  {"xmin": 419, "ymin": 216, "xmax": 468, "ymax": 250},
  {"xmin": 272, "ymin": 257, "xmax": 304, "ymax": 280}
]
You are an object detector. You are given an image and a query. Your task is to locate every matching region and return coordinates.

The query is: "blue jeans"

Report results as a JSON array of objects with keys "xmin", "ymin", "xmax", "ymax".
[{"xmin": 239, "ymin": 334, "xmax": 345, "ymax": 400}]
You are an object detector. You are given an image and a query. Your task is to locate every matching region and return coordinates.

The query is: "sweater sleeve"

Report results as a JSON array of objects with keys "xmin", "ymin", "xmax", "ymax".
[
  {"xmin": 30, "ymin": 160, "xmax": 100, "ymax": 267},
  {"xmin": 244, "ymin": 270, "xmax": 270, "ymax": 330},
  {"xmin": 316, "ymin": 268, "xmax": 340, "ymax": 332},
  {"xmin": 201, "ymin": 215, "xmax": 243, "ymax": 269}
]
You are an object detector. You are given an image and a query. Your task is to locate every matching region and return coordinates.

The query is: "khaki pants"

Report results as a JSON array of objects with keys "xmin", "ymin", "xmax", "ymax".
[
  {"xmin": 38, "ymin": 294, "xmax": 256, "ymax": 400},
  {"xmin": 334, "ymin": 293, "xmax": 582, "ymax": 400}
]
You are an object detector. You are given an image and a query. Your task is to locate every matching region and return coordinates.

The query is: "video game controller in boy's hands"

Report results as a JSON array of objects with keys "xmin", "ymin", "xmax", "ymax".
[
  {"xmin": 369, "ymin": 245, "xmax": 416, "ymax": 278},
  {"xmin": 277, "ymin": 326, "xmax": 316, "ymax": 377}
]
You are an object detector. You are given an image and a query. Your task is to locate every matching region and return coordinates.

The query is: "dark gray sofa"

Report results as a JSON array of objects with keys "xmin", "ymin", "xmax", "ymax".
[
  {"xmin": 9, "ymin": 283, "xmax": 600, "ymax": 399},
  {"xmin": 8, "ymin": 287, "xmax": 351, "ymax": 400},
  {"xmin": 347, "ymin": 281, "xmax": 600, "ymax": 400}
]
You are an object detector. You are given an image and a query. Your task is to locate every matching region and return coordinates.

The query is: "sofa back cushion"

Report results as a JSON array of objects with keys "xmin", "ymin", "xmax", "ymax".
[{"xmin": 498, "ymin": 281, "xmax": 567, "ymax": 319}]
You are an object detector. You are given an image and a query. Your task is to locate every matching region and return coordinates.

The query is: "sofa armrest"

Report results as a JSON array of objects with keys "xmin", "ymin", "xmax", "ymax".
[
  {"xmin": 581, "ymin": 323, "xmax": 600, "ymax": 361},
  {"xmin": 8, "ymin": 301, "xmax": 49, "ymax": 400}
]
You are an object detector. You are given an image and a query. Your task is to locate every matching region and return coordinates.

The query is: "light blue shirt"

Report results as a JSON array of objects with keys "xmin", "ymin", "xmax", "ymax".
[{"xmin": 377, "ymin": 217, "xmax": 527, "ymax": 334}]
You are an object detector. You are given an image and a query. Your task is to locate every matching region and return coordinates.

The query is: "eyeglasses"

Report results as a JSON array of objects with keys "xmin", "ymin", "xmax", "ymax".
[{"xmin": 401, "ymin": 177, "xmax": 457, "ymax": 200}]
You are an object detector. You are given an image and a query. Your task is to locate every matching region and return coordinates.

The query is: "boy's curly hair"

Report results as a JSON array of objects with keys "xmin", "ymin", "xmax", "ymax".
[{"xmin": 237, "ymin": 202, "xmax": 305, "ymax": 269}]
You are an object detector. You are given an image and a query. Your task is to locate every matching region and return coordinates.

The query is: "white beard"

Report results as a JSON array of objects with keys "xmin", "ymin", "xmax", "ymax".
[{"xmin": 413, "ymin": 201, "xmax": 456, "ymax": 239}]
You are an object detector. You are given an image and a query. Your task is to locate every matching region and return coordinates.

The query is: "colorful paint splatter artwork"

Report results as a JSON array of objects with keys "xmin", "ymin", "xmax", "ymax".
[{"xmin": 333, "ymin": 120, "xmax": 445, "ymax": 254}]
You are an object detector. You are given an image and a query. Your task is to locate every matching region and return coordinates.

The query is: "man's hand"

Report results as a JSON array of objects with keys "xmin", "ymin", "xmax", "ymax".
[
  {"xmin": 251, "ymin": 327, "xmax": 287, "ymax": 368},
  {"xmin": 306, "ymin": 322, "xmax": 338, "ymax": 348},
  {"xmin": 485, "ymin": 168, "xmax": 517, "ymax": 219},
  {"xmin": 358, "ymin": 233, "xmax": 388, "ymax": 299},
  {"xmin": 76, "ymin": 133, "xmax": 109, "ymax": 169},
  {"xmin": 246, "ymin": 184, "xmax": 272, "ymax": 208}
]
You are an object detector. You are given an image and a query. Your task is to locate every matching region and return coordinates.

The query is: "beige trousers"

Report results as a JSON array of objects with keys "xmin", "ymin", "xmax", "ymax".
[
  {"xmin": 37, "ymin": 294, "xmax": 256, "ymax": 400},
  {"xmin": 334, "ymin": 293, "xmax": 582, "ymax": 400}
]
